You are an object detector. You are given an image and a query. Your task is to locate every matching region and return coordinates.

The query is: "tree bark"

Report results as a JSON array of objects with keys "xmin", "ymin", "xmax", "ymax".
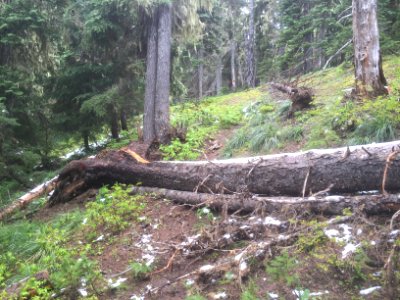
[
  {"xmin": 130, "ymin": 186, "xmax": 400, "ymax": 216},
  {"xmin": 83, "ymin": 131, "xmax": 90, "ymax": 151},
  {"xmin": 244, "ymin": 0, "xmax": 256, "ymax": 88},
  {"xmin": 215, "ymin": 55, "xmax": 223, "ymax": 95},
  {"xmin": 154, "ymin": 3, "xmax": 172, "ymax": 144},
  {"xmin": 352, "ymin": 0, "xmax": 388, "ymax": 98},
  {"xmin": 230, "ymin": 40, "xmax": 236, "ymax": 91},
  {"xmin": 110, "ymin": 106, "xmax": 119, "ymax": 139},
  {"xmin": 120, "ymin": 110, "xmax": 128, "ymax": 131},
  {"xmin": 198, "ymin": 46, "xmax": 204, "ymax": 99},
  {"xmin": 49, "ymin": 140, "xmax": 400, "ymax": 205},
  {"xmin": 143, "ymin": 9, "xmax": 158, "ymax": 143}
]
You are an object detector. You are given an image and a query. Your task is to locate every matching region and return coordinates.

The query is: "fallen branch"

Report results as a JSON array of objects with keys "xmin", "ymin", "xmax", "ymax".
[
  {"xmin": 0, "ymin": 176, "xmax": 58, "ymax": 221},
  {"xmin": 131, "ymin": 186, "xmax": 400, "ymax": 215},
  {"xmin": 323, "ymin": 39, "xmax": 352, "ymax": 70}
]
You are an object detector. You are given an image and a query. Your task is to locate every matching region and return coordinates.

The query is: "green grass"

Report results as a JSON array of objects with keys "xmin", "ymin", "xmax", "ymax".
[
  {"xmin": 0, "ymin": 183, "xmax": 146, "ymax": 298},
  {"xmin": 224, "ymin": 55, "xmax": 400, "ymax": 156}
]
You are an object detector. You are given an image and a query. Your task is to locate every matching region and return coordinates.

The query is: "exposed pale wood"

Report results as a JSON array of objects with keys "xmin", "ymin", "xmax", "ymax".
[{"xmin": 0, "ymin": 176, "xmax": 58, "ymax": 221}]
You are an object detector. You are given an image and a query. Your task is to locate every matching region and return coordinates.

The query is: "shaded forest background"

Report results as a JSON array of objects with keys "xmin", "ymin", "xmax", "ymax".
[{"xmin": 1, "ymin": 0, "xmax": 400, "ymax": 200}]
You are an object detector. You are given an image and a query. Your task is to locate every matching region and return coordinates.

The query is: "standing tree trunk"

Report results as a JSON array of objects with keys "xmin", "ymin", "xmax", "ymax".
[
  {"xmin": 244, "ymin": 0, "xmax": 256, "ymax": 88},
  {"xmin": 352, "ymin": 0, "xmax": 388, "ymax": 98},
  {"xmin": 216, "ymin": 55, "xmax": 223, "ymax": 95},
  {"xmin": 110, "ymin": 106, "xmax": 119, "ymax": 139},
  {"xmin": 154, "ymin": 3, "xmax": 172, "ymax": 144},
  {"xmin": 231, "ymin": 40, "xmax": 236, "ymax": 91},
  {"xmin": 143, "ymin": 10, "xmax": 158, "ymax": 143},
  {"xmin": 83, "ymin": 131, "xmax": 90, "ymax": 151},
  {"xmin": 120, "ymin": 110, "xmax": 128, "ymax": 131},
  {"xmin": 198, "ymin": 46, "xmax": 204, "ymax": 99}
]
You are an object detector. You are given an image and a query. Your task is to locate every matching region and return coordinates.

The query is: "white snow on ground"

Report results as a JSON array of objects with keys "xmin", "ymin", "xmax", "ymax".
[
  {"xmin": 268, "ymin": 292, "xmax": 279, "ymax": 299},
  {"xmin": 359, "ymin": 286, "xmax": 382, "ymax": 295},
  {"xmin": 213, "ymin": 291, "xmax": 228, "ymax": 299},
  {"xmin": 108, "ymin": 277, "xmax": 127, "ymax": 288},
  {"xmin": 342, "ymin": 243, "xmax": 360, "ymax": 258},
  {"xmin": 130, "ymin": 295, "xmax": 144, "ymax": 300},
  {"xmin": 292, "ymin": 289, "xmax": 329, "ymax": 299},
  {"xmin": 263, "ymin": 216, "xmax": 282, "ymax": 226},
  {"xmin": 199, "ymin": 265, "xmax": 215, "ymax": 272}
]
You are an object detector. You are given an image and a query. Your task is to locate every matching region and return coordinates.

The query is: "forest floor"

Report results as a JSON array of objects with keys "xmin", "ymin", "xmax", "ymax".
[{"xmin": 2, "ymin": 57, "xmax": 400, "ymax": 300}]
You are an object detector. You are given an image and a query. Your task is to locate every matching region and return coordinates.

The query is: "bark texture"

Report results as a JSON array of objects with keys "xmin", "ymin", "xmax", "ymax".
[
  {"xmin": 155, "ymin": 3, "xmax": 172, "ymax": 144},
  {"xmin": 352, "ymin": 0, "xmax": 388, "ymax": 98},
  {"xmin": 244, "ymin": 0, "xmax": 255, "ymax": 88},
  {"xmin": 49, "ymin": 141, "xmax": 400, "ymax": 205},
  {"xmin": 130, "ymin": 186, "xmax": 400, "ymax": 216},
  {"xmin": 143, "ymin": 4, "xmax": 172, "ymax": 144},
  {"xmin": 198, "ymin": 47, "xmax": 204, "ymax": 99},
  {"xmin": 143, "ymin": 10, "xmax": 158, "ymax": 143}
]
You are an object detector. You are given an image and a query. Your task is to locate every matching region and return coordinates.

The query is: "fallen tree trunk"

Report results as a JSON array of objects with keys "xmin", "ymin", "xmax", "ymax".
[
  {"xmin": 131, "ymin": 186, "xmax": 400, "ymax": 215},
  {"xmin": 270, "ymin": 82, "xmax": 313, "ymax": 116},
  {"xmin": 49, "ymin": 140, "xmax": 400, "ymax": 205}
]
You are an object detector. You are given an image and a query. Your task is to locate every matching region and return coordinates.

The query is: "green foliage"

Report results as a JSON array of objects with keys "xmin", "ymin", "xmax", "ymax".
[
  {"xmin": 130, "ymin": 261, "xmax": 153, "ymax": 280},
  {"xmin": 185, "ymin": 295, "xmax": 207, "ymax": 300},
  {"xmin": 240, "ymin": 280, "xmax": 260, "ymax": 300},
  {"xmin": 84, "ymin": 184, "xmax": 146, "ymax": 236},
  {"xmin": 0, "ymin": 210, "xmax": 101, "ymax": 296},
  {"xmin": 265, "ymin": 251, "xmax": 299, "ymax": 287}
]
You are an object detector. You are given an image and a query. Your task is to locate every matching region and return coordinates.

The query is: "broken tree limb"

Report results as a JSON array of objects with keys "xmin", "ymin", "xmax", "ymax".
[
  {"xmin": 131, "ymin": 186, "xmax": 400, "ymax": 215},
  {"xmin": 48, "ymin": 140, "xmax": 400, "ymax": 206},
  {"xmin": 0, "ymin": 176, "xmax": 58, "ymax": 221},
  {"xmin": 269, "ymin": 82, "xmax": 313, "ymax": 116}
]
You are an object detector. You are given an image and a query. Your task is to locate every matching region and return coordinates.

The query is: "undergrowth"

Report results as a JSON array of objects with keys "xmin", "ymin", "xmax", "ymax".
[{"xmin": 0, "ymin": 183, "xmax": 145, "ymax": 299}]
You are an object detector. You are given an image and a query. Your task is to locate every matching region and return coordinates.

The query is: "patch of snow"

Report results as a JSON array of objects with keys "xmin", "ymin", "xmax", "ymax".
[
  {"xmin": 201, "ymin": 207, "xmax": 211, "ymax": 214},
  {"xmin": 223, "ymin": 233, "xmax": 231, "ymax": 239},
  {"xmin": 359, "ymin": 286, "xmax": 381, "ymax": 295},
  {"xmin": 108, "ymin": 277, "xmax": 127, "ymax": 288},
  {"xmin": 342, "ymin": 243, "xmax": 360, "ymax": 258},
  {"xmin": 309, "ymin": 290, "xmax": 329, "ymax": 296},
  {"xmin": 82, "ymin": 218, "xmax": 88, "ymax": 225},
  {"xmin": 263, "ymin": 216, "xmax": 282, "ymax": 226},
  {"xmin": 138, "ymin": 216, "xmax": 146, "ymax": 221},
  {"xmin": 88, "ymin": 155, "xmax": 96, "ymax": 159},
  {"xmin": 371, "ymin": 240, "xmax": 376, "ymax": 246},
  {"xmin": 234, "ymin": 252, "xmax": 244, "ymax": 262},
  {"xmin": 213, "ymin": 291, "xmax": 228, "ymax": 299},
  {"xmin": 94, "ymin": 235, "xmax": 104, "ymax": 242},
  {"xmin": 199, "ymin": 265, "xmax": 215, "ymax": 272},
  {"xmin": 325, "ymin": 196, "xmax": 344, "ymax": 201},
  {"xmin": 357, "ymin": 190, "xmax": 380, "ymax": 195},
  {"xmin": 357, "ymin": 228, "xmax": 362, "ymax": 235},
  {"xmin": 141, "ymin": 234, "xmax": 152, "ymax": 244},
  {"xmin": 185, "ymin": 279, "xmax": 195, "ymax": 286},
  {"xmin": 240, "ymin": 225, "xmax": 250, "ymax": 229},
  {"xmin": 390, "ymin": 229, "xmax": 400, "ymax": 237},
  {"xmin": 152, "ymin": 223, "xmax": 159, "ymax": 229},
  {"xmin": 268, "ymin": 292, "xmax": 279, "ymax": 299},
  {"xmin": 338, "ymin": 224, "xmax": 352, "ymax": 242},
  {"xmin": 145, "ymin": 284, "xmax": 152, "ymax": 292},
  {"xmin": 239, "ymin": 261, "xmax": 247, "ymax": 271},
  {"xmin": 324, "ymin": 228, "xmax": 340, "ymax": 239},
  {"xmin": 142, "ymin": 254, "xmax": 155, "ymax": 266},
  {"xmin": 307, "ymin": 196, "xmax": 317, "ymax": 201},
  {"xmin": 130, "ymin": 295, "xmax": 144, "ymax": 300},
  {"xmin": 249, "ymin": 233, "xmax": 254, "ymax": 238},
  {"xmin": 99, "ymin": 197, "xmax": 106, "ymax": 202},
  {"xmin": 373, "ymin": 271, "xmax": 382, "ymax": 277},
  {"xmin": 78, "ymin": 288, "xmax": 88, "ymax": 297}
]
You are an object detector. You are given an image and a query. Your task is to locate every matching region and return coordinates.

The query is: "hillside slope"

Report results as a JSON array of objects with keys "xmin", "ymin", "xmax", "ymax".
[{"xmin": 1, "ymin": 57, "xmax": 400, "ymax": 300}]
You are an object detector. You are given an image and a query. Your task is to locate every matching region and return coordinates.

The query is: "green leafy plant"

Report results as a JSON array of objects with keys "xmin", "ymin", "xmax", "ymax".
[
  {"xmin": 265, "ymin": 251, "xmax": 299, "ymax": 287},
  {"xmin": 130, "ymin": 261, "xmax": 153, "ymax": 280},
  {"xmin": 241, "ymin": 280, "xmax": 260, "ymax": 300},
  {"xmin": 84, "ymin": 184, "xmax": 146, "ymax": 236}
]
